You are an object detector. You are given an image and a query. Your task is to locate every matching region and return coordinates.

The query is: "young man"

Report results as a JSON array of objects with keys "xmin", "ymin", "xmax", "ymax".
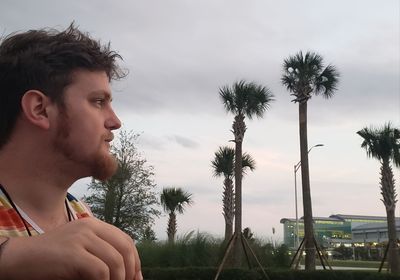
[{"xmin": 0, "ymin": 25, "xmax": 143, "ymax": 279}]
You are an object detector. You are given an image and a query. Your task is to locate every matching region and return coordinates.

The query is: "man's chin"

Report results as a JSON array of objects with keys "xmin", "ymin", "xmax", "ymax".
[{"xmin": 91, "ymin": 154, "xmax": 119, "ymax": 182}]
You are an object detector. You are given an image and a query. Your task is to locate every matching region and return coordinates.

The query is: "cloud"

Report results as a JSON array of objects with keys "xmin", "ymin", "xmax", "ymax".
[
  {"xmin": 167, "ymin": 135, "xmax": 199, "ymax": 149},
  {"xmin": 137, "ymin": 133, "xmax": 166, "ymax": 150}
]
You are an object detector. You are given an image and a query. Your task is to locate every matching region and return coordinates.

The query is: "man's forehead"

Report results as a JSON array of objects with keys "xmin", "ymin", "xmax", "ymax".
[{"xmin": 67, "ymin": 70, "xmax": 111, "ymax": 91}]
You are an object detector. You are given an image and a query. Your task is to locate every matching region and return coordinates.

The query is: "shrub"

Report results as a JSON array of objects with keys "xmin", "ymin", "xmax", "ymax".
[
  {"xmin": 142, "ymin": 268, "xmax": 400, "ymax": 280},
  {"xmin": 137, "ymin": 232, "xmax": 290, "ymax": 269}
]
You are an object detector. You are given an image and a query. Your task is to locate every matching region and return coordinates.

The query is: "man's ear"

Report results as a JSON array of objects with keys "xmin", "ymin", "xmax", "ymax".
[{"xmin": 20, "ymin": 90, "xmax": 52, "ymax": 130}]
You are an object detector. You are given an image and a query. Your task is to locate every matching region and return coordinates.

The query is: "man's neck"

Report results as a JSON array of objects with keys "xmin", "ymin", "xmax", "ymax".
[{"xmin": 0, "ymin": 136, "xmax": 78, "ymax": 231}]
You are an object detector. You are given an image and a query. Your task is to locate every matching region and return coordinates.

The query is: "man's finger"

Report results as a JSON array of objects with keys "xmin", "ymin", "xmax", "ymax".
[
  {"xmin": 84, "ymin": 219, "xmax": 136, "ymax": 280},
  {"xmin": 83, "ymin": 234, "xmax": 126, "ymax": 280},
  {"xmin": 75, "ymin": 250, "xmax": 110, "ymax": 280}
]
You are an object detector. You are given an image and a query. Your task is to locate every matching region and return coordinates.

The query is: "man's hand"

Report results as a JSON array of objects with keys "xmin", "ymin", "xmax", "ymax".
[{"xmin": 0, "ymin": 217, "xmax": 143, "ymax": 280}]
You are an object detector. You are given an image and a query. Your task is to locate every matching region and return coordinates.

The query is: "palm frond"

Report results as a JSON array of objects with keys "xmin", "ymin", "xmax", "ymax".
[
  {"xmin": 357, "ymin": 122, "xmax": 400, "ymax": 163},
  {"xmin": 314, "ymin": 64, "xmax": 340, "ymax": 98},
  {"xmin": 160, "ymin": 187, "xmax": 193, "ymax": 214},
  {"xmin": 219, "ymin": 86, "xmax": 236, "ymax": 114},
  {"xmin": 219, "ymin": 80, "xmax": 274, "ymax": 119},
  {"xmin": 281, "ymin": 50, "xmax": 339, "ymax": 102},
  {"xmin": 245, "ymin": 83, "xmax": 275, "ymax": 119},
  {"xmin": 241, "ymin": 152, "xmax": 256, "ymax": 175},
  {"xmin": 211, "ymin": 146, "xmax": 256, "ymax": 177},
  {"xmin": 392, "ymin": 127, "xmax": 400, "ymax": 167},
  {"xmin": 304, "ymin": 51, "xmax": 323, "ymax": 74},
  {"xmin": 211, "ymin": 146, "xmax": 235, "ymax": 178}
]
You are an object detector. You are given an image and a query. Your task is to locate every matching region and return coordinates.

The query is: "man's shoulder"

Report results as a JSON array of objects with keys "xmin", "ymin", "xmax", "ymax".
[{"xmin": 0, "ymin": 188, "xmax": 29, "ymax": 237}]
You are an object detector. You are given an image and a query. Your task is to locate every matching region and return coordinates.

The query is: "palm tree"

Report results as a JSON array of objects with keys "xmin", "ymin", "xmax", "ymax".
[
  {"xmin": 160, "ymin": 187, "xmax": 193, "ymax": 243},
  {"xmin": 357, "ymin": 123, "xmax": 400, "ymax": 274},
  {"xmin": 281, "ymin": 51, "xmax": 339, "ymax": 270},
  {"xmin": 211, "ymin": 146, "xmax": 256, "ymax": 241},
  {"xmin": 219, "ymin": 80, "xmax": 274, "ymax": 265}
]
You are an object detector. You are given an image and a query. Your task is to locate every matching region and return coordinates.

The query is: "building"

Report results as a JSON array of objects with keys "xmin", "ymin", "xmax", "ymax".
[{"xmin": 280, "ymin": 214, "xmax": 400, "ymax": 248}]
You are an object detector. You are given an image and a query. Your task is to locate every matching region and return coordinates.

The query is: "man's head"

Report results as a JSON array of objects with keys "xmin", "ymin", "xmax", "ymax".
[
  {"xmin": 0, "ymin": 23, "xmax": 124, "ymax": 149},
  {"xmin": 52, "ymin": 70, "xmax": 121, "ymax": 181}
]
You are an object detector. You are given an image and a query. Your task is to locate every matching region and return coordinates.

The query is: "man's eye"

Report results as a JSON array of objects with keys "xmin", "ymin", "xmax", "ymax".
[{"xmin": 94, "ymin": 99, "xmax": 105, "ymax": 107}]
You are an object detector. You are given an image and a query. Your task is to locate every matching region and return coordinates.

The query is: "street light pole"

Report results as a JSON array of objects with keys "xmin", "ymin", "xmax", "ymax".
[{"xmin": 293, "ymin": 143, "xmax": 324, "ymax": 248}]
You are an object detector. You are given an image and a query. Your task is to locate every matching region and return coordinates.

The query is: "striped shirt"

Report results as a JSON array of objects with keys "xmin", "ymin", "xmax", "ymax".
[{"xmin": 0, "ymin": 187, "xmax": 91, "ymax": 237}]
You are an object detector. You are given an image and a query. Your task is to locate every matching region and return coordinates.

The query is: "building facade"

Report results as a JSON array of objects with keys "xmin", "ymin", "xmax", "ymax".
[{"xmin": 280, "ymin": 214, "xmax": 400, "ymax": 249}]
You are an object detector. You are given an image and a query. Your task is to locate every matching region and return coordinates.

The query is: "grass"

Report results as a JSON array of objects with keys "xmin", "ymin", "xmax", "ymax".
[{"xmin": 328, "ymin": 260, "xmax": 385, "ymax": 268}]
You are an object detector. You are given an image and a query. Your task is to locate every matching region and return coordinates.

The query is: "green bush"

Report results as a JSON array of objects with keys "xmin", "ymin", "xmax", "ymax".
[
  {"xmin": 142, "ymin": 268, "xmax": 400, "ymax": 280},
  {"xmin": 138, "ymin": 231, "xmax": 221, "ymax": 267},
  {"xmin": 137, "ymin": 231, "xmax": 290, "ymax": 268},
  {"xmin": 268, "ymin": 270, "xmax": 400, "ymax": 280},
  {"xmin": 143, "ymin": 267, "xmax": 263, "ymax": 280}
]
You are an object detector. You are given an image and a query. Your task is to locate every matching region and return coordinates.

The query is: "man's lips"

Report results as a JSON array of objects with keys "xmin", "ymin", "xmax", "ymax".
[
  {"xmin": 104, "ymin": 134, "xmax": 114, "ymax": 149},
  {"xmin": 104, "ymin": 133, "xmax": 114, "ymax": 142}
]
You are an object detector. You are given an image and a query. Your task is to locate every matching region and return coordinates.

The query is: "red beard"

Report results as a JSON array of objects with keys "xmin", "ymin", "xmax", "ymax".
[{"xmin": 53, "ymin": 108, "xmax": 118, "ymax": 181}]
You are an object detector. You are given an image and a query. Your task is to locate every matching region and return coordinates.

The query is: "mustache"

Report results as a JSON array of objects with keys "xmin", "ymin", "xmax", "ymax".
[{"xmin": 104, "ymin": 133, "xmax": 114, "ymax": 142}]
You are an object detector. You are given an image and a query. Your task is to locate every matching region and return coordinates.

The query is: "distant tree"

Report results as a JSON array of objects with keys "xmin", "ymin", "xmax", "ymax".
[
  {"xmin": 160, "ymin": 187, "xmax": 193, "ymax": 243},
  {"xmin": 357, "ymin": 123, "xmax": 400, "ymax": 274},
  {"xmin": 242, "ymin": 227, "xmax": 255, "ymax": 242},
  {"xmin": 85, "ymin": 130, "xmax": 160, "ymax": 241},
  {"xmin": 141, "ymin": 226, "xmax": 157, "ymax": 242},
  {"xmin": 281, "ymin": 51, "xmax": 339, "ymax": 270},
  {"xmin": 211, "ymin": 146, "xmax": 255, "ymax": 241},
  {"xmin": 219, "ymin": 80, "xmax": 274, "ymax": 266}
]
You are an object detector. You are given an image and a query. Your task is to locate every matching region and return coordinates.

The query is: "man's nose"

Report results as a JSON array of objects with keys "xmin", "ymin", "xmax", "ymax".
[{"xmin": 106, "ymin": 109, "xmax": 121, "ymax": 130}]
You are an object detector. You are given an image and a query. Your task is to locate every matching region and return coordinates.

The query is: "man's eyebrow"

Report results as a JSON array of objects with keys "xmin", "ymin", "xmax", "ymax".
[{"xmin": 89, "ymin": 90, "xmax": 113, "ymax": 101}]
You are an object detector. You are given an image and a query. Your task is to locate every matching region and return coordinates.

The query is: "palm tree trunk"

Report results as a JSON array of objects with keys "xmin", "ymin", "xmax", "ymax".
[
  {"xmin": 299, "ymin": 101, "xmax": 316, "ymax": 270},
  {"xmin": 167, "ymin": 212, "xmax": 177, "ymax": 244},
  {"xmin": 232, "ymin": 114, "xmax": 246, "ymax": 266},
  {"xmin": 233, "ymin": 115, "xmax": 245, "ymax": 233},
  {"xmin": 224, "ymin": 221, "xmax": 233, "ymax": 243},
  {"xmin": 380, "ymin": 160, "xmax": 400, "ymax": 274},
  {"xmin": 234, "ymin": 138, "xmax": 242, "ymax": 233},
  {"xmin": 223, "ymin": 177, "xmax": 234, "ymax": 242},
  {"xmin": 386, "ymin": 208, "xmax": 399, "ymax": 273}
]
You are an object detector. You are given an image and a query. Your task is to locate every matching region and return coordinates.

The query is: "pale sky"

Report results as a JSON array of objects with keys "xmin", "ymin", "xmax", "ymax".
[{"xmin": 1, "ymin": 0, "xmax": 399, "ymax": 242}]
